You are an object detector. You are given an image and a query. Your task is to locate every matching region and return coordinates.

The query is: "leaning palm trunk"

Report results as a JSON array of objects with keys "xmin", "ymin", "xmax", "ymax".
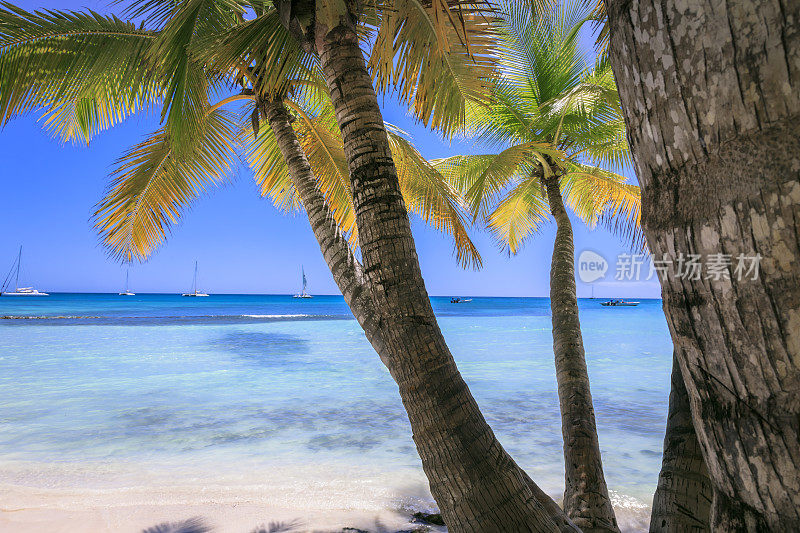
[
  {"xmin": 263, "ymin": 99, "xmax": 385, "ymax": 352},
  {"xmin": 542, "ymin": 174, "xmax": 619, "ymax": 533},
  {"xmin": 264, "ymin": 88, "xmax": 574, "ymax": 531},
  {"xmin": 649, "ymin": 351, "xmax": 711, "ymax": 532},
  {"xmin": 607, "ymin": 0, "xmax": 800, "ymax": 529}
]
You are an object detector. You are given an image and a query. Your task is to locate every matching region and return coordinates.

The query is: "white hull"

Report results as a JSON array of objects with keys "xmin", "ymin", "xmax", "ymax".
[
  {"xmin": 601, "ymin": 301, "xmax": 640, "ymax": 307},
  {"xmin": 182, "ymin": 293, "xmax": 209, "ymax": 297},
  {"xmin": 293, "ymin": 294, "xmax": 313, "ymax": 299},
  {"xmin": 119, "ymin": 291, "xmax": 136, "ymax": 296},
  {"xmin": 1, "ymin": 291, "xmax": 48, "ymax": 296}
]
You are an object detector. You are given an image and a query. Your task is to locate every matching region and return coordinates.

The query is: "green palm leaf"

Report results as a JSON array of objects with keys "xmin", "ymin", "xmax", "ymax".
[
  {"xmin": 94, "ymin": 110, "xmax": 240, "ymax": 261},
  {"xmin": 367, "ymin": 0, "xmax": 500, "ymax": 137},
  {"xmin": 0, "ymin": 3, "xmax": 159, "ymax": 144}
]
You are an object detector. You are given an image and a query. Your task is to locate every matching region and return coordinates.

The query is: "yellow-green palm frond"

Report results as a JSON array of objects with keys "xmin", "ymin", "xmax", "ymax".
[
  {"xmin": 589, "ymin": 0, "xmax": 608, "ymax": 57},
  {"xmin": 94, "ymin": 110, "xmax": 240, "ymax": 262},
  {"xmin": 288, "ymin": 100, "xmax": 359, "ymax": 246},
  {"xmin": 388, "ymin": 125, "xmax": 481, "ymax": 269},
  {"xmin": 368, "ymin": 0, "xmax": 499, "ymax": 138},
  {"xmin": 561, "ymin": 163, "xmax": 645, "ymax": 250},
  {"xmin": 434, "ymin": 141, "xmax": 563, "ymax": 221},
  {"xmin": 242, "ymin": 114, "xmax": 300, "ymax": 213},
  {"xmin": 191, "ymin": 8, "xmax": 318, "ymax": 101},
  {"xmin": 137, "ymin": 0, "xmax": 242, "ymax": 153},
  {"xmin": 486, "ymin": 174, "xmax": 550, "ymax": 255},
  {"xmin": 0, "ymin": 3, "xmax": 160, "ymax": 144},
  {"xmin": 497, "ymin": 0, "xmax": 588, "ymax": 106}
]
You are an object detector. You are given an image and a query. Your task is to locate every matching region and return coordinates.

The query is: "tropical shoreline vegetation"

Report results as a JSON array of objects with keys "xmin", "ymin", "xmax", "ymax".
[{"xmin": 0, "ymin": 0, "xmax": 798, "ymax": 531}]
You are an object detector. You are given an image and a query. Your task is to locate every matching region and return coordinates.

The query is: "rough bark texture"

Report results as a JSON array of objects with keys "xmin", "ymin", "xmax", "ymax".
[
  {"xmin": 313, "ymin": 23, "xmax": 573, "ymax": 533},
  {"xmin": 649, "ymin": 352, "xmax": 711, "ymax": 532},
  {"xmin": 607, "ymin": 0, "xmax": 800, "ymax": 529},
  {"xmin": 543, "ymin": 175, "xmax": 619, "ymax": 533},
  {"xmin": 263, "ymin": 99, "xmax": 385, "ymax": 355},
  {"xmin": 263, "ymin": 84, "xmax": 575, "ymax": 531}
]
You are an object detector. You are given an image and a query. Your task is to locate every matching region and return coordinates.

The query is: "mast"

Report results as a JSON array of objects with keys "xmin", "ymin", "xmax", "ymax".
[
  {"xmin": 15, "ymin": 245, "xmax": 21, "ymax": 291},
  {"xmin": 125, "ymin": 269, "xmax": 129, "ymax": 292},
  {"xmin": 302, "ymin": 266, "xmax": 307, "ymax": 293},
  {"xmin": 193, "ymin": 261, "xmax": 198, "ymax": 295}
]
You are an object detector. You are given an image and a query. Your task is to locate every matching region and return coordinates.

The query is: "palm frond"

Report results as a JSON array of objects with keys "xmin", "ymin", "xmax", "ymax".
[
  {"xmin": 388, "ymin": 125, "xmax": 481, "ymax": 269},
  {"xmin": 434, "ymin": 141, "xmax": 563, "ymax": 221},
  {"xmin": 368, "ymin": 0, "xmax": 499, "ymax": 137},
  {"xmin": 0, "ymin": 3, "xmax": 160, "ymax": 144},
  {"xmin": 94, "ymin": 110, "xmax": 240, "ymax": 261},
  {"xmin": 145, "ymin": 0, "xmax": 241, "ymax": 153},
  {"xmin": 486, "ymin": 174, "xmax": 550, "ymax": 255},
  {"xmin": 561, "ymin": 163, "xmax": 645, "ymax": 251},
  {"xmin": 191, "ymin": 8, "xmax": 318, "ymax": 100}
]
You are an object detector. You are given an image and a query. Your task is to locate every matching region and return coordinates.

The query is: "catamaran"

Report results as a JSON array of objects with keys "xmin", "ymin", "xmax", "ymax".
[
  {"xmin": 182, "ymin": 261, "xmax": 209, "ymax": 297},
  {"xmin": 1, "ymin": 246, "xmax": 48, "ymax": 296},
  {"xmin": 119, "ymin": 269, "xmax": 135, "ymax": 296},
  {"xmin": 293, "ymin": 266, "xmax": 313, "ymax": 298}
]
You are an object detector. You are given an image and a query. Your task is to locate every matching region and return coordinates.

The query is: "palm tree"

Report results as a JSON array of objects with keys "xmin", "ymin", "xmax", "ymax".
[
  {"xmin": 606, "ymin": 0, "xmax": 800, "ymax": 529},
  {"xmin": 434, "ymin": 2, "xmax": 641, "ymax": 531},
  {"xmin": 0, "ymin": 2, "xmax": 576, "ymax": 530}
]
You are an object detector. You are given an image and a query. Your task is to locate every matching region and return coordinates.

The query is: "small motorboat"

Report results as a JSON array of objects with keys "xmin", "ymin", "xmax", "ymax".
[
  {"xmin": 450, "ymin": 297, "xmax": 473, "ymax": 303},
  {"xmin": 601, "ymin": 299, "xmax": 639, "ymax": 307}
]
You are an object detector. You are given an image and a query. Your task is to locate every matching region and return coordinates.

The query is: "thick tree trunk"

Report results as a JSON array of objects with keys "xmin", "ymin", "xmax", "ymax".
[
  {"xmin": 649, "ymin": 351, "xmax": 711, "ymax": 532},
  {"xmin": 263, "ymin": 99, "xmax": 386, "ymax": 354},
  {"xmin": 542, "ymin": 175, "xmax": 619, "ymax": 533},
  {"xmin": 607, "ymin": 0, "xmax": 800, "ymax": 529},
  {"xmin": 306, "ymin": 18, "xmax": 578, "ymax": 533},
  {"xmin": 263, "ymin": 91, "xmax": 574, "ymax": 531}
]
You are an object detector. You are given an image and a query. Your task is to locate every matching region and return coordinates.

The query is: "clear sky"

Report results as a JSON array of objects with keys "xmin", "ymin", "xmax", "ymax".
[{"xmin": 0, "ymin": 0, "xmax": 661, "ymax": 298}]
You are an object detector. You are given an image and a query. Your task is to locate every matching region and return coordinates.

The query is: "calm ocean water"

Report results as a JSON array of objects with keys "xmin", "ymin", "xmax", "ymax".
[{"xmin": 0, "ymin": 294, "xmax": 671, "ymax": 530}]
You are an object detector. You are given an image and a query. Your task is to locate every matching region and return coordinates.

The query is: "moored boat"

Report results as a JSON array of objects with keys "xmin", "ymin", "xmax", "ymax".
[
  {"xmin": 1, "ymin": 246, "xmax": 48, "ymax": 296},
  {"xmin": 182, "ymin": 261, "xmax": 209, "ymax": 297},
  {"xmin": 119, "ymin": 269, "xmax": 135, "ymax": 296},
  {"xmin": 293, "ymin": 266, "xmax": 313, "ymax": 298},
  {"xmin": 601, "ymin": 299, "xmax": 639, "ymax": 307}
]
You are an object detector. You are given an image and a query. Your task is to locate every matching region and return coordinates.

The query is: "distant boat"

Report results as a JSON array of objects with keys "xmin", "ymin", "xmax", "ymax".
[
  {"xmin": 1, "ymin": 246, "xmax": 48, "ymax": 296},
  {"xmin": 182, "ymin": 261, "xmax": 209, "ymax": 297},
  {"xmin": 601, "ymin": 299, "xmax": 639, "ymax": 307},
  {"xmin": 450, "ymin": 297, "xmax": 473, "ymax": 303},
  {"xmin": 119, "ymin": 269, "xmax": 135, "ymax": 296},
  {"xmin": 293, "ymin": 266, "xmax": 313, "ymax": 298}
]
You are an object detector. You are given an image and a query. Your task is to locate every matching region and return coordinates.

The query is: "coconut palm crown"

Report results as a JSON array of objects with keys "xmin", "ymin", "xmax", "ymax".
[
  {"xmin": 435, "ymin": 0, "xmax": 642, "ymax": 252},
  {"xmin": 0, "ymin": 0, "xmax": 498, "ymax": 267}
]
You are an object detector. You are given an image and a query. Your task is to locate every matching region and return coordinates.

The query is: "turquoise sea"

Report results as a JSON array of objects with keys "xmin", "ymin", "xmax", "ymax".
[{"xmin": 0, "ymin": 294, "xmax": 671, "ymax": 531}]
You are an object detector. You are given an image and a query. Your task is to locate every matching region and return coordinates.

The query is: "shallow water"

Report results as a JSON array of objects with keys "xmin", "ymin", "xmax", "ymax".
[{"xmin": 0, "ymin": 294, "xmax": 670, "ymax": 531}]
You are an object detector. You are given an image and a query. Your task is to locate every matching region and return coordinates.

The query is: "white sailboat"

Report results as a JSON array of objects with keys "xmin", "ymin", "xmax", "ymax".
[
  {"xmin": 293, "ymin": 266, "xmax": 313, "ymax": 298},
  {"xmin": 119, "ymin": 269, "xmax": 135, "ymax": 296},
  {"xmin": 1, "ymin": 246, "xmax": 48, "ymax": 296},
  {"xmin": 182, "ymin": 261, "xmax": 209, "ymax": 297}
]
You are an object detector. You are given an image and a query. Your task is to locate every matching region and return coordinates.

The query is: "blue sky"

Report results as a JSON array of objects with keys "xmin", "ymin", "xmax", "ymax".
[{"xmin": 0, "ymin": 0, "xmax": 660, "ymax": 298}]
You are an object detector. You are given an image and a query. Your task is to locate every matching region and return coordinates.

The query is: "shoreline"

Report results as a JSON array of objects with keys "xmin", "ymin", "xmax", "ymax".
[{"xmin": 1, "ymin": 478, "xmax": 651, "ymax": 532}]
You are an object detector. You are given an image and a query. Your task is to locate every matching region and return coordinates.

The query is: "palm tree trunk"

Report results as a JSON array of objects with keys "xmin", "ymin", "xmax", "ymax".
[
  {"xmin": 607, "ymin": 0, "xmax": 800, "ymax": 529},
  {"xmin": 263, "ymin": 92, "xmax": 575, "ymax": 532},
  {"xmin": 542, "ymin": 175, "xmax": 619, "ymax": 533},
  {"xmin": 263, "ymin": 99, "xmax": 386, "ymax": 356},
  {"xmin": 649, "ymin": 351, "xmax": 711, "ymax": 532}
]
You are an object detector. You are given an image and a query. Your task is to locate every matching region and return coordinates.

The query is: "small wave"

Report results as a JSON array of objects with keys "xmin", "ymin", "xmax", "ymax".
[
  {"xmin": 0, "ymin": 313, "xmax": 347, "ymax": 326},
  {"xmin": 1, "ymin": 315, "xmax": 102, "ymax": 320},
  {"xmin": 242, "ymin": 314, "xmax": 309, "ymax": 318}
]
